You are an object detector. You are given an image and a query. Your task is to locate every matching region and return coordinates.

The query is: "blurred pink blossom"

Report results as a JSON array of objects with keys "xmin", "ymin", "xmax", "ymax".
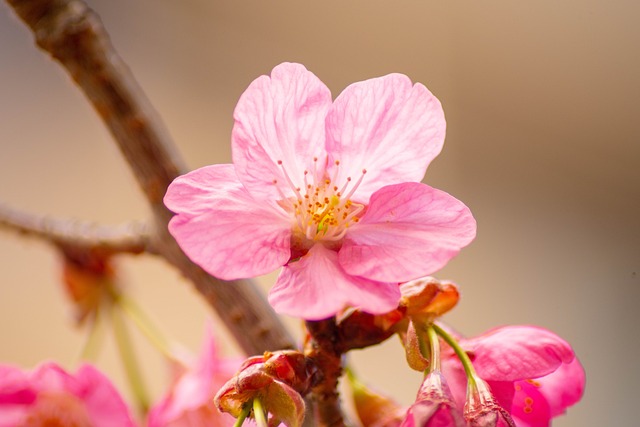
[
  {"xmin": 147, "ymin": 327, "xmax": 241, "ymax": 427},
  {"xmin": 0, "ymin": 362, "xmax": 135, "ymax": 427},
  {"xmin": 165, "ymin": 62, "xmax": 476, "ymax": 320}
]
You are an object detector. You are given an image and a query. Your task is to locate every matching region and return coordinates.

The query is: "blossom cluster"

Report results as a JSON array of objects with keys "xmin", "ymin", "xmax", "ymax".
[
  {"xmin": 163, "ymin": 63, "xmax": 584, "ymax": 426},
  {"xmin": 344, "ymin": 277, "xmax": 585, "ymax": 427},
  {"xmin": 0, "ymin": 63, "xmax": 584, "ymax": 426}
]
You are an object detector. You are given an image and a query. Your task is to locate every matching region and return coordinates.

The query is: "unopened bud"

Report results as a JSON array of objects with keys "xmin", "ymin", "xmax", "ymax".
[
  {"xmin": 399, "ymin": 277, "xmax": 460, "ymax": 321},
  {"xmin": 464, "ymin": 377, "xmax": 516, "ymax": 427},
  {"xmin": 400, "ymin": 370, "xmax": 464, "ymax": 427}
]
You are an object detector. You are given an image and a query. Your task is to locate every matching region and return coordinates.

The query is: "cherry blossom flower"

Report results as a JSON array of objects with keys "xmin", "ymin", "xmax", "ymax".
[
  {"xmin": 147, "ymin": 327, "xmax": 242, "ymax": 427},
  {"xmin": 0, "ymin": 362, "xmax": 135, "ymax": 427},
  {"xmin": 165, "ymin": 62, "xmax": 476, "ymax": 320},
  {"xmin": 440, "ymin": 325, "xmax": 585, "ymax": 427}
]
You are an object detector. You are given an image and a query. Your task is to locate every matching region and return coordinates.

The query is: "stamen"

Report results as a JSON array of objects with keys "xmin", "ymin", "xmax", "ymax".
[
  {"xmin": 311, "ymin": 157, "xmax": 319, "ymax": 183},
  {"xmin": 276, "ymin": 160, "xmax": 303, "ymax": 200},
  {"xmin": 330, "ymin": 159, "xmax": 341, "ymax": 186},
  {"xmin": 339, "ymin": 177, "xmax": 352, "ymax": 195},
  {"xmin": 284, "ymin": 157, "xmax": 366, "ymax": 243},
  {"xmin": 343, "ymin": 169, "xmax": 367, "ymax": 201},
  {"xmin": 303, "ymin": 170, "xmax": 309, "ymax": 189},
  {"xmin": 342, "ymin": 204, "xmax": 364, "ymax": 223}
]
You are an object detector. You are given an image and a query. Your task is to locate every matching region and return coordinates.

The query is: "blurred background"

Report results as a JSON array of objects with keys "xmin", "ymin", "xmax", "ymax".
[{"xmin": 1, "ymin": 0, "xmax": 638, "ymax": 425}]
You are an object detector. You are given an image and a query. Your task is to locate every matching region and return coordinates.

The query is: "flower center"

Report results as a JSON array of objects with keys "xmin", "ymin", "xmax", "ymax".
[{"xmin": 274, "ymin": 158, "xmax": 366, "ymax": 246}]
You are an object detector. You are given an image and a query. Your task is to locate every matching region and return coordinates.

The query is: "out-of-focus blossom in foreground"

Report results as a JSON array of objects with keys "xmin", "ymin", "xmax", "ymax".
[
  {"xmin": 147, "ymin": 327, "xmax": 242, "ymax": 427},
  {"xmin": 165, "ymin": 62, "xmax": 476, "ymax": 320},
  {"xmin": 0, "ymin": 362, "xmax": 135, "ymax": 427}
]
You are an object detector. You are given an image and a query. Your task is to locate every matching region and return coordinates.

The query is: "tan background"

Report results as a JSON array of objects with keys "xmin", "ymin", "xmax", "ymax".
[{"xmin": 1, "ymin": 1, "xmax": 639, "ymax": 425}]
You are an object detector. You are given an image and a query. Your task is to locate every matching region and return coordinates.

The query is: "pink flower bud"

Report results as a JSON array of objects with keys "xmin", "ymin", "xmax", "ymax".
[
  {"xmin": 401, "ymin": 371, "xmax": 464, "ymax": 427},
  {"xmin": 214, "ymin": 350, "xmax": 315, "ymax": 427},
  {"xmin": 399, "ymin": 277, "xmax": 460, "ymax": 321},
  {"xmin": 464, "ymin": 377, "xmax": 516, "ymax": 427}
]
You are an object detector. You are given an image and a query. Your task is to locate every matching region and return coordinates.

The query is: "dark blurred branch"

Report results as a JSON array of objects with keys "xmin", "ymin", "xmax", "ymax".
[
  {"xmin": 0, "ymin": 203, "xmax": 151, "ymax": 254},
  {"xmin": 5, "ymin": 0, "xmax": 294, "ymax": 355}
]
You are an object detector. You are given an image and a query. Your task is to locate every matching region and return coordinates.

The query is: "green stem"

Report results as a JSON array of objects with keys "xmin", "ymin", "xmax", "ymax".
[
  {"xmin": 253, "ymin": 397, "xmax": 268, "ymax": 427},
  {"xmin": 115, "ymin": 291, "xmax": 173, "ymax": 359},
  {"xmin": 78, "ymin": 307, "xmax": 104, "ymax": 361},
  {"xmin": 426, "ymin": 325, "xmax": 440, "ymax": 373},
  {"xmin": 110, "ymin": 302, "xmax": 149, "ymax": 413},
  {"xmin": 432, "ymin": 323, "xmax": 477, "ymax": 387},
  {"xmin": 233, "ymin": 403, "xmax": 252, "ymax": 427}
]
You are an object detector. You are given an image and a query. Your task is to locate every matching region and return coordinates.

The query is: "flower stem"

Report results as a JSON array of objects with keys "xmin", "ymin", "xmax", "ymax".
[
  {"xmin": 114, "ymin": 291, "xmax": 173, "ymax": 359},
  {"xmin": 234, "ymin": 403, "xmax": 252, "ymax": 427},
  {"xmin": 110, "ymin": 302, "xmax": 149, "ymax": 413},
  {"xmin": 78, "ymin": 307, "xmax": 104, "ymax": 361},
  {"xmin": 253, "ymin": 397, "xmax": 268, "ymax": 427},
  {"xmin": 426, "ymin": 325, "xmax": 441, "ymax": 373},
  {"xmin": 432, "ymin": 323, "xmax": 477, "ymax": 387}
]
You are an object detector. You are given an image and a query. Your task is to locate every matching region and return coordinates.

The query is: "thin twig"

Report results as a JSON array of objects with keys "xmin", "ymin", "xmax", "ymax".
[
  {"xmin": 0, "ymin": 203, "xmax": 151, "ymax": 254},
  {"xmin": 5, "ymin": 0, "xmax": 295, "ymax": 355}
]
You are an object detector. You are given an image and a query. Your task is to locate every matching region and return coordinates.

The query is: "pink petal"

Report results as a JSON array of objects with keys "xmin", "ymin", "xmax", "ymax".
[
  {"xmin": 268, "ymin": 244, "xmax": 400, "ymax": 320},
  {"xmin": 512, "ymin": 357, "xmax": 585, "ymax": 423},
  {"xmin": 165, "ymin": 164, "xmax": 292, "ymax": 280},
  {"xmin": 73, "ymin": 365, "xmax": 136, "ymax": 427},
  {"xmin": 510, "ymin": 379, "xmax": 552, "ymax": 427},
  {"xmin": 29, "ymin": 363, "xmax": 74, "ymax": 393},
  {"xmin": 148, "ymin": 326, "xmax": 241, "ymax": 427},
  {"xmin": 464, "ymin": 326, "xmax": 576, "ymax": 382},
  {"xmin": 487, "ymin": 381, "xmax": 516, "ymax": 414},
  {"xmin": 439, "ymin": 354, "xmax": 468, "ymax": 410},
  {"xmin": 232, "ymin": 62, "xmax": 333, "ymax": 200},
  {"xmin": 339, "ymin": 182, "xmax": 476, "ymax": 282},
  {"xmin": 325, "ymin": 73, "xmax": 445, "ymax": 202},
  {"xmin": 0, "ymin": 365, "xmax": 35, "ymax": 405}
]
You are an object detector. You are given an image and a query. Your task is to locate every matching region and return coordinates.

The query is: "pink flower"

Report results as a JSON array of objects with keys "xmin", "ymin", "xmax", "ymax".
[
  {"xmin": 165, "ymin": 62, "xmax": 476, "ymax": 320},
  {"xmin": 147, "ymin": 327, "xmax": 242, "ymax": 427},
  {"xmin": 0, "ymin": 362, "xmax": 135, "ymax": 427},
  {"xmin": 441, "ymin": 326, "xmax": 585, "ymax": 427}
]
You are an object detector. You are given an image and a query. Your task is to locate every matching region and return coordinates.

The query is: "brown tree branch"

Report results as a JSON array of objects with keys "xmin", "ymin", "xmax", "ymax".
[
  {"xmin": 5, "ymin": 0, "xmax": 295, "ymax": 355},
  {"xmin": 0, "ymin": 202, "xmax": 151, "ymax": 255},
  {"xmin": 305, "ymin": 319, "xmax": 347, "ymax": 427}
]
